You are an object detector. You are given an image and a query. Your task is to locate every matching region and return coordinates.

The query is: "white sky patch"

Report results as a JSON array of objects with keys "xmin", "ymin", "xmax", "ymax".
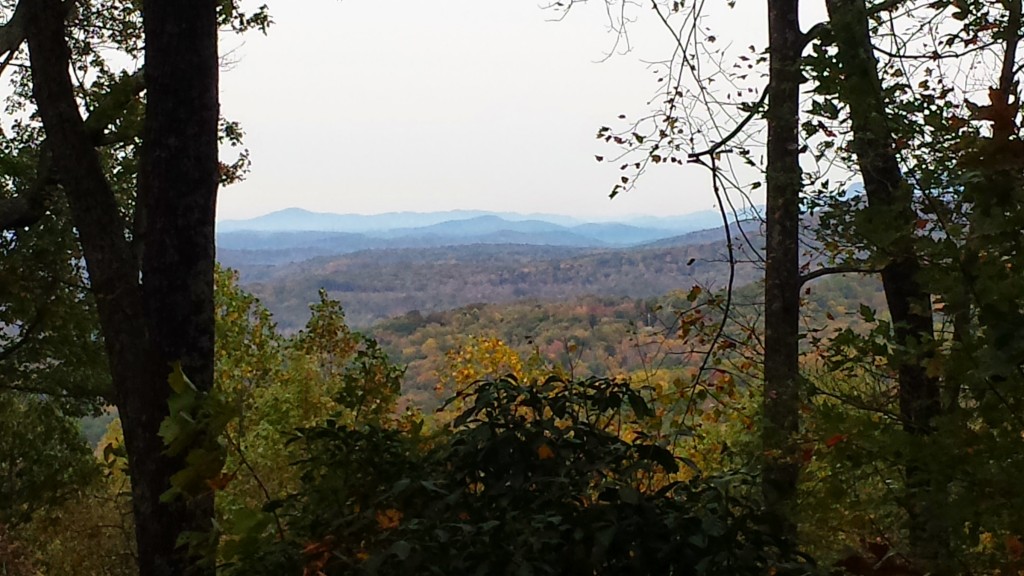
[{"xmin": 217, "ymin": 0, "xmax": 828, "ymax": 221}]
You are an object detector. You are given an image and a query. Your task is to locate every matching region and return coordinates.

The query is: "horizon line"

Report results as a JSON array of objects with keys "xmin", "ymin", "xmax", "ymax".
[{"xmin": 215, "ymin": 205, "xmax": 757, "ymax": 223}]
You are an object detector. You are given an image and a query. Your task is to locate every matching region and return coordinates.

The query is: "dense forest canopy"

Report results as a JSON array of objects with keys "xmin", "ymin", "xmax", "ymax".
[{"xmin": 1, "ymin": 0, "xmax": 1023, "ymax": 575}]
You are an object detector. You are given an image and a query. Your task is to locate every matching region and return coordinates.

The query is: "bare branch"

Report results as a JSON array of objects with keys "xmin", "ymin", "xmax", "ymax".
[
  {"xmin": 223, "ymin": 430, "xmax": 287, "ymax": 540},
  {"xmin": 688, "ymin": 86, "xmax": 769, "ymax": 160},
  {"xmin": 799, "ymin": 265, "xmax": 879, "ymax": 285},
  {"xmin": 809, "ymin": 385, "xmax": 903, "ymax": 423}
]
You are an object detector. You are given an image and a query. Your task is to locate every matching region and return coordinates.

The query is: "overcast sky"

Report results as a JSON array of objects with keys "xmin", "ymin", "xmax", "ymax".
[{"xmin": 216, "ymin": 0, "xmax": 798, "ymax": 221}]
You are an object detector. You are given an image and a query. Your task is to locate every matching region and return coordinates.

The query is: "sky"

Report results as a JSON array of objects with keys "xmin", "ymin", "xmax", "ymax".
[{"xmin": 216, "ymin": 0, "xmax": 798, "ymax": 221}]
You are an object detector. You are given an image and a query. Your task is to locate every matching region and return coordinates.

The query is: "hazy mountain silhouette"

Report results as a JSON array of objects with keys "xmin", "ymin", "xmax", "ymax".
[{"xmin": 216, "ymin": 208, "xmax": 761, "ymax": 267}]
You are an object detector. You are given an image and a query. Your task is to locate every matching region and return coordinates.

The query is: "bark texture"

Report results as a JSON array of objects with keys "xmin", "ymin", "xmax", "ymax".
[
  {"xmin": 137, "ymin": 0, "xmax": 220, "ymax": 566},
  {"xmin": 762, "ymin": 0, "xmax": 804, "ymax": 540}
]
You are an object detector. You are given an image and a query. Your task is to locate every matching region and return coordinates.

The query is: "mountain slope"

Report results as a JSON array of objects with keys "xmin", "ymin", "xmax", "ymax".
[{"xmin": 241, "ymin": 232, "xmax": 763, "ymax": 330}]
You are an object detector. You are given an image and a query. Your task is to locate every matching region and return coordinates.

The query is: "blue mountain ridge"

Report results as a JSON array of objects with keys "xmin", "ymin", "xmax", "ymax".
[{"xmin": 215, "ymin": 207, "xmax": 752, "ymax": 235}]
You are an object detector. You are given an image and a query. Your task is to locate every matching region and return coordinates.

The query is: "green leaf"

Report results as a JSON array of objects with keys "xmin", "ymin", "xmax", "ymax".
[{"xmin": 858, "ymin": 303, "xmax": 876, "ymax": 323}]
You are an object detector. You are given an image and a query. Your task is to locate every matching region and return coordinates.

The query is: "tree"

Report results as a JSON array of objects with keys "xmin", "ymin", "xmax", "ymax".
[
  {"xmin": 761, "ymin": 0, "xmax": 805, "ymax": 540},
  {"xmin": 817, "ymin": 0, "xmax": 944, "ymax": 565},
  {"xmin": 562, "ymin": 0, "xmax": 1024, "ymax": 568},
  {"xmin": 13, "ymin": 0, "xmax": 261, "ymax": 572}
]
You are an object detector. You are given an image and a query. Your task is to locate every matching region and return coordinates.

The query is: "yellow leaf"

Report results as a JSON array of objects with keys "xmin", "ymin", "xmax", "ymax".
[{"xmin": 168, "ymin": 362, "xmax": 196, "ymax": 394}]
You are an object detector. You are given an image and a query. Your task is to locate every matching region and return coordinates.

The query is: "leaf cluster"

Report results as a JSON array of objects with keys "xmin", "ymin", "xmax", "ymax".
[{"xmin": 222, "ymin": 374, "xmax": 811, "ymax": 575}]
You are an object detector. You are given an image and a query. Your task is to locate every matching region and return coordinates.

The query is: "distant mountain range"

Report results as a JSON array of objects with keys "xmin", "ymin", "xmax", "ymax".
[
  {"xmin": 214, "ymin": 203, "xmax": 870, "ymax": 332},
  {"xmin": 217, "ymin": 207, "xmax": 741, "ymax": 234},
  {"xmin": 217, "ymin": 208, "xmax": 761, "ymax": 267}
]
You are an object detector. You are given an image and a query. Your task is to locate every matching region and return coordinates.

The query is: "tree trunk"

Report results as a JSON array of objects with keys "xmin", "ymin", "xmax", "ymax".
[
  {"xmin": 139, "ymin": 0, "xmax": 219, "ymax": 396},
  {"xmin": 762, "ymin": 0, "xmax": 804, "ymax": 541},
  {"xmin": 824, "ymin": 0, "xmax": 945, "ymax": 567},
  {"xmin": 26, "ymin": 0, "xmax": 220, "ymax": 573}
]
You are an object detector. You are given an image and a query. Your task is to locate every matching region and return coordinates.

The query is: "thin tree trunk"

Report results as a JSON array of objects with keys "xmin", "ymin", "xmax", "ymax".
[
  {"xmin": 824, "ymin": 0, "xmax": 944, "ymax": 567},
  {"xmin": 762, "ymin": 0, "xmax": 804, "ymax": 540}
]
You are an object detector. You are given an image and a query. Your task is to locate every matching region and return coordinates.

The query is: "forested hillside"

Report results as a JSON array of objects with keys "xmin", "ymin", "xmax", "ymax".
[
  {"xmin": 238, "ymin": 221, "xmax": 765, "ymax": 329},
  {"xmin": 369, "ymin": 274, "xmax": 886, "ymax": 406}
]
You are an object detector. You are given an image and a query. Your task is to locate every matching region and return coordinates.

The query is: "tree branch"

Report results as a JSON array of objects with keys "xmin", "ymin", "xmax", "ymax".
[
  {"xmin": 26, "ymin": 0, "xmax": 146, "ymax": 343},
  {"xmin": 0, "ymin": 0, "xmax": 30, "ymax": 56},
  {"xmin": 998, "ymin": 0, "xmax": 1021, "ymax": 105},
  {"xmin": 866, "ymin": 0, "xmax": 907, "ymax": 16},
  {"xmin": 801, "ymin": 22, "xmax": 829, "ymax": 48},
  {"xmin": 801, "ymin": 0, "xmax": 909, "ymax": 49},
  {"xmin": 0, "ymin": 70, "xmax": 144, "ymax": 232},
  {"xmin": 0, "ymin": 381, "xmax": 101, "ymax": 399},
  {"xmin": 688, "ymin": 86, "xmax": 768, "ymax": 160},
  {"xmin": 809, "ymin": 385, "xmax": 903, "ymax": 423},
  {"xmin": 799, "ymin": 265, "xmax": 879, "ymax": 285},
  {"xmin": 0, "ymin": 312, "xmax": 42, "ymax": 363},
  {"xmin": 82, "ymin": 71, "xmax": 145, "ymax": 137},
  {"xmin": 0, "ymin": 175, "xmax": 50, "ymax": 229}
]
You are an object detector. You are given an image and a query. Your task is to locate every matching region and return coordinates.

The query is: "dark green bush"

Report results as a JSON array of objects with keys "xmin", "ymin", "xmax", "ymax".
[{"xmin": 221, "ymin": 375, "xmax": 813, "ymax": 575}]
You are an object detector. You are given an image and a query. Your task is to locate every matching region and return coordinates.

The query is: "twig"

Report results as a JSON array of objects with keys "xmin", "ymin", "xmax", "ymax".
[
  {"xmin": 224, "ymin": 429, "xmax": 286, "ymax": 540},
  {"xmin": 678, "ymin": 155, "xmax": 737, "ymax": 431}
]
